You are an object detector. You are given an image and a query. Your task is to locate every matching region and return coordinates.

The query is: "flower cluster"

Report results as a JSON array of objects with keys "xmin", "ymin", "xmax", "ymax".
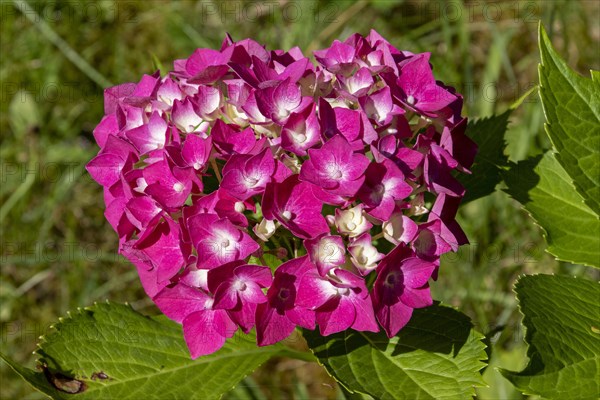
[{"xmin": 87, "ymin": 30, "xmax": 476, "ymax": 358}]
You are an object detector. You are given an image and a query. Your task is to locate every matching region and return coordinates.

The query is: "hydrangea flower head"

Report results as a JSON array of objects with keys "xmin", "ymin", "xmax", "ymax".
[{"xmin": 87, "ymin": 30, "xmax": 476, "ymax": 358}]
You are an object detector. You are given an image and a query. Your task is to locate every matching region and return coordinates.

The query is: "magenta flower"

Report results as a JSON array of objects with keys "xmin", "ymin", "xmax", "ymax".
[
  {"xmin": 421, "ymin": 137, "xmax": 466, "ymax": 197},
  {"xmin": 318, "ymin": 100, "xmax": 378, "ymax": 148},
  {"xmin": 221, "ymin": 148, "xmax": 276, "ymax": 200},
  {"xmin": 255, "ymin": 78, "xmax": 310, "ymax": 125},
  {"xmin": 281, "ymin": 104, "xmax": 321, "ymax": 156},
  {"xmin": 153, "ymin": 282, "xmax": 237, "ymax": 358},
  {"xmin": 142, "ymin": 155, "xmax": 193, "ymax": 209},
  {"xmin": 395, "ymin": 53, "xmax": 457, "ymax": 114},
  {"xmin": 193, "ymin": 85, "xmax": 222, "ymax": 120},
  {"xmin": 187, "ymin": 213, "xmax": 259, "ymax": 269},
  {"xmin": 372, "ymin": 133, "xmax": 424, "ymax": 177},
  {"xmin": 358, "ymin": 158, "xmax": 413, "ymax": 220},
  {"xmin": 208, "ymin": 262, "xmax": 272, "ymax": 333},
  {"xmin": 373, "ymin": 245, "xmax": 436, "ymax": 337},
  {"xmin": 383, "ymin": 212, "xmax": 419, "ymax": 245},
  {"xmin": 86, "ymin": 135, "xmax": 137, "ymax": 187},
  {"xmin": 125, "ymin": 111, "xmax": 168, "ymax": 154},
  {"xmin": 256, "ymin": 256, "xmax": 315, "ymax": 346},
  {"xmin": 182, "ymin": 47, "xmax": 232, "ymax": 84},
  {"xmin": 428, "ymin": 193, "xmax": 468, "ymax": 250},
  {"xmin": 439, "ymin": 118, "xmax": 477, "ymax": 172},
  {"xmin": 337, "ymin": 67, "xmax": 374, "ymax": 97},
  {"xmin": 304, "ymin": 234, "xmax": 346, "ymax": 276},
  {"xmin": 125, "ymin": 195, "xmax": 162, "ymax": 232},
  {"xmin": 92, "ymin": 114, "xmax": 119, "ymax": 148},
  {"xmin": 87, "ymin": 31, "xmax": 475, "ymax": 357},
  {"xmin": 262, "ymin": 175, "xmax": 329, "ymax": 239},
  {"xmin": 300, "ymin": 135, "xmax": 369, "ymax": 197},
  {"xmin": 132, "ymin": 217, "xmax": 185, "ymax": 283},
  {"xmin": 314, "ymin": 40, "xmax": 357, "ymax": 75},
  {"xmin": 412, "ymin": 220, "xmax": 453, "ymax": 260},
  {"xmin": 120, "ymin": 241, "xmax": 166, "ymax": 298},
  {"xmin": 155, "ymin": 77, "xmax": 183, "ymax": 108},
  {"xmin": 359, "ymin": 85, "xmax": 401, "ymax": 126},
  {"xmin": 103, "ymin": 82, "xmax": 136, "ymax": 115},
  {"xmin": 211, "ymin": 119, "xmax": 264, "ymax": 158},
  {"xmin": 172, "ymin": 98, "xmax": 206, "ymax": 134},
  {"xmin": 181, "ymin": 134, "xmax": 212, "ymax": 171},
  {"xmin": 298, "ymin": 267, "xmax": 379, "ymax": 335},
  {"xmin": 213, "ymin": 190, "xmax": 255, "ymax": 227}
]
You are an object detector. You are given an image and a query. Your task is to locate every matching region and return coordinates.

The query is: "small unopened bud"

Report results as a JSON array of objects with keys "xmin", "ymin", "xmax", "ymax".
[
  {"xmin": 348, "ymin": 234, "xmax": 384, "ymax": 275},
  {"xmin": 267, "ymin": 247, "xmax": 288, "ymax": 260},
  {"xmin": 253, "ymin": 218, "xmax": 277, "ymax": 241},
  {"xmin": 281, "ymin": 154, "xmax": 302, "ymax": 174},
  {"xmin": 335, "ymin": 205, "xmax": 372, "ymax": 238},
  {"xmin": 234, "ymin": 201, "xmax": 246, "ymax": 213},
  {"xmin": 408, "ymin": 194, "xmax": 428, "ymax": 216},
  {"xmin": 251, "ymin": 247, "xmax": 264, "ymax": 258}
]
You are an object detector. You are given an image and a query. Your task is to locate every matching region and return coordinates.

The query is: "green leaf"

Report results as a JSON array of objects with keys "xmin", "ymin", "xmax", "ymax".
[
  {"xmin": 1, "ymin": 302, "xmax": 284, "ymax": 399},
  {"xmin": 538, "ymin": 24, "xmax": 600, "ymax": 215},
  {"xmin": 249, "ymin": 253, "xmax": 283, "ymax": 272},
  {"xmin": 500, "ymin": 274, "xmax": 600, "ymax": 399},
  {"xmin": 503, "ymin": 151, "xmax": 600, "ymax": 267},
  {"xmin": 303, "ymin": 304, "xmax": 487, "ymax": 400},
  {"xmin": 459, "ymin": 110, "xmax": 511, "ymax": 203}
]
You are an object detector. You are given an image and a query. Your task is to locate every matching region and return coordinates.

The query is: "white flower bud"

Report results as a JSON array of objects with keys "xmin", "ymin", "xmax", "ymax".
[
  {"xmin": 335, "ymin": 205, "xmax": 372, "ymax": 238},
  {"xmin": 253, "ymin": 218, "xmax": 277, "ymax": 241},
  {"xmin": 281, "ymin": 154, "xmax": 302, "ymax": 174},
  {"xmin": 348, "ymin": 234, "xmax": 384, "ymax": 275}
]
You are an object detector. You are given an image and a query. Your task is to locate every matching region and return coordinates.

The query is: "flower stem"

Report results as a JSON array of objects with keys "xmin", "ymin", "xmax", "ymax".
[
  {"xmin": 281, "ymin": 235, "xmax": 294, "ymax": 257},
  {"xmin": 258, "ymin": 255, "xmax": 268, "ymax": 266},
  {"xmin": 372, "ymin": 232, "xmax": 384, "ymax": 240},
  {"xmin": 210, "ymin": 158, "xmax": 222, "ymax": 182}
]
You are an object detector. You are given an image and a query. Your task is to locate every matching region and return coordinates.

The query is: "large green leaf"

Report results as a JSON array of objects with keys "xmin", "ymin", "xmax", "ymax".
[
  {"xmin": 459, "ymin": 111, "xmax": 511, "ymax": 204},
  {"xmin": 1, "ymin": 302, "xmax": 286, "ymax": 399},
  {"xmin": 504, "ymin": 151, "xmax": 600, "ymax": 267},
  {"xmin": 303, "ymin": 304, "xmax": 487, "ymax": 400},
  {"xmin": 500, "ymin": 274, "xmax": 600, "ymax": 399},
  {"xmin": 538, "ymin": 24, "xmax": 600, "ymax": 215}
]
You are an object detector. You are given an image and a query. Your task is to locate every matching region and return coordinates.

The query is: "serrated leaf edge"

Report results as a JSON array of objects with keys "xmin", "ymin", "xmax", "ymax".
[
  {"xmin": 498, "ymin": 274, "xmax": 600, "ymax": 397},
  {"xmin": 537, "ymin": 23, "xmax": 600, "ymax": 216},
  {"xmin": 27, "ymin": 301, "xmax": 285, "ymax": 400},
  {"xmin": 501, "ymin": 156, "xmax": 599, "ymax": 268},
  {"xmin": 304, "ymin": 303, "xmax": 489, "ymax": 399}
]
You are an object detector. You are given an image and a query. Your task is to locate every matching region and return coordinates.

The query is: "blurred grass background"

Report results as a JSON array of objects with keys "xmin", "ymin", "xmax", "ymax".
[{"xmin": 1, "ymin": 0, "xmax": 598, "ymax": 398}]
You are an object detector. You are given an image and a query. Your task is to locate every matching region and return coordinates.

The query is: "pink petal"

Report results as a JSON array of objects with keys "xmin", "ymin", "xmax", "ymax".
[
  {"xmin": 182, "ymin": 310, "xmax": 229, "ymax": 358},
  {"xmin": 400, "ymin": 257, "xmax": 436, "ymax": 288},
  {"xmin": 255, "ymin": 304, "xmax": 296, "ymax": 346},
  {"xmin": 317, "ymin": 297, "xmax": 356, "ymax": 336},
  {"xmin": 350, "ymin": 296, "xmax": 379, "ymax": 332},
  {"xmin": 376, "ymin": 300, "xmax": 413, "ymax": 338},
  {"xmin": 153, "ymin": 283, "xmax": 209, "ymax": 323},
  {"xmin": 400, "ymin": 285, "xmax": 433, "ymax": 309}
]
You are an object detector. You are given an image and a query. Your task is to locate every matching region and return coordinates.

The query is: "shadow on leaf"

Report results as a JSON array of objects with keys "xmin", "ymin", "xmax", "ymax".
[
  {"xmin": 502, "ymin": 155, "xmax": 543, "ymax": 204},
  {"xmin": 305, "ymin": 303, "xmax": 473, "ymax": 359},
  {"xmin": 391, "ymin": 303, "xmax": 472, "ymax": 357}
]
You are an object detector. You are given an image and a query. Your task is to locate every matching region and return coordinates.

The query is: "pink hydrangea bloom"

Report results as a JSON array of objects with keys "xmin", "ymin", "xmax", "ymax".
[
  {"xmin": 87, "ymin": 30, "xmax": 476, "ymax": 358},
  {"xmin": 299, "ymin": 134, "xmax": 369, "ymax": 197}
]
